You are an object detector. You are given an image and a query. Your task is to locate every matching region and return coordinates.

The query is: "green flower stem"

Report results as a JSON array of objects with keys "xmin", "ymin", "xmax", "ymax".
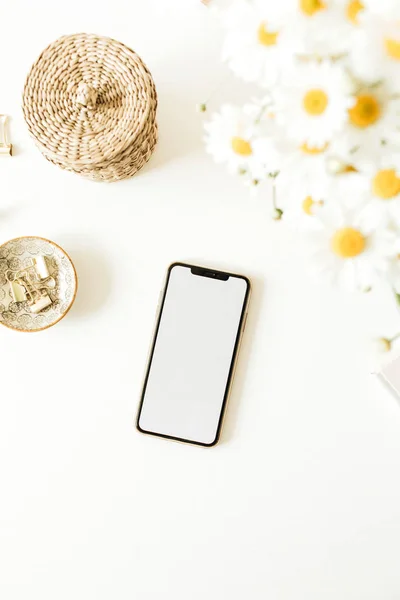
[
  {"xmin": 270, "ymin": 176, "xmax": 283, "ymax": 220},
  {"xmin": 272, "ymin": 180, "xmax": 278, "ymax": 210}
]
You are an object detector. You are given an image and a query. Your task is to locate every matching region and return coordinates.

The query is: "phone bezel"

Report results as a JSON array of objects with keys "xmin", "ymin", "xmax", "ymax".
[{"xmin": 136, "ymin": 262, "xmax": 251, "ymax": 447}]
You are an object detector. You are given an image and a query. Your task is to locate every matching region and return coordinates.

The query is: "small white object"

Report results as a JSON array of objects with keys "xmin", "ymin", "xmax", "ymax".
[
  {"xmin": 378, "ymin": 355, "xmax": 400, "ymax": 401},
  {"xmin": 0, "ymin": 114, "xmax": 12, "ymax": 156}
]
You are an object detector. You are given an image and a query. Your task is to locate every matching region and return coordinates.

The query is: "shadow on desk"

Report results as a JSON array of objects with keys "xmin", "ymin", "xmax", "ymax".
[
  {"xmin": 63, "ymin": 244, "xmax": 113, "ymax": 318},
  {"xmin": 221, "ymin": 273, "xmax": 264, "ymax": 445}
]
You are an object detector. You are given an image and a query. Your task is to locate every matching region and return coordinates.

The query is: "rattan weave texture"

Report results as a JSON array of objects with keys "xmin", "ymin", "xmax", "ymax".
[{"xmin": 22, "ymin": 33, "xmax": 158, "ymax": 182}]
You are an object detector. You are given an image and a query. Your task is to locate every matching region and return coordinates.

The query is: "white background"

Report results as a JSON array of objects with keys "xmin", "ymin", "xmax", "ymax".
[{"xmin": 1, "ymin": 1, "xmax": 400, "ymax": 598}]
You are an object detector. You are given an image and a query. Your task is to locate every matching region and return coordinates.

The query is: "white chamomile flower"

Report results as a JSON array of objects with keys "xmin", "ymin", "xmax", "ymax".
[
  {"xmin": 279, "ymin": 0, "xmax": 352, "ymax": 56},
  {"xmin": 273, "ymin": 61, "xmax": 354, "ymax": 148},
  {"xmin": 280, "ymin": 138, "xmax": 331, "ymax": 179},
  {"xmin": 219, "ymin": 0, "xmax": 291, "ymax": 87},
  {"xmin": 279, "ymin": 172, "xmax": 328, "ymax": 230},
  {"xmin": 308, "ymin": 175, "xmax": 396, "ymax": 291},
  {"xmin": 272, "ymin": 139, "xmax": 328, "ymax": 228},
  {"xmin": 341, "ymin": 0, "xmax": 366, "ymax": 26},
  {"xmin": 277, "ymin": 134, "xmax": 358, "ymax": 178},
  {"xmin": 204, "ymin": 104, "xmax": 281, "ymax": 181},
  {"xmin": 356, "ymin": 151, "xmax": 400, "ymax": 226},
  {"xmin": 340, "ymin": 82, "xmax": 400, "ymax": 152},
  {"xmin": 364, "ymin": 0, "xmax": 400, "ymax": 21},
  {"xmin": 349, "ymin": 10, "xmax": 400, "ymax": 90},
  {"xmin": 327, "ymin": 0, "xmax": 368, "ymax": 55},
  {"xmin": 325, "ymin": 134, "xmax": 381, "ymax": 175}
]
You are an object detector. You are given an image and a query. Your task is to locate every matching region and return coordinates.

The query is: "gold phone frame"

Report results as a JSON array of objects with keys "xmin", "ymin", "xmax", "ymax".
[{"xmin": 136, "ymin": 262, "xmax": 251, "ymax": 447}]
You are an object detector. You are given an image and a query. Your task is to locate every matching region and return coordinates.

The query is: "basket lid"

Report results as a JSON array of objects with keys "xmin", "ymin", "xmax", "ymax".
[{"xmin": 23, "ymin": 33, "xmax": 155, "ymax": 169}]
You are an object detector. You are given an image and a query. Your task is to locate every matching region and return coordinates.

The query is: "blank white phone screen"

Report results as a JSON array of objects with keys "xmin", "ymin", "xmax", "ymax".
[{"xmin": 138, "ymin": 264, "xmax": 248, "ymax": 445}]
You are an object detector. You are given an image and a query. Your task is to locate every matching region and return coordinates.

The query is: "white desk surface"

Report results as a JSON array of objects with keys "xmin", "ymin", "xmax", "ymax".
[{"xmin": 1, "ymin": 1, "xmax": 400, "ymax": 598}]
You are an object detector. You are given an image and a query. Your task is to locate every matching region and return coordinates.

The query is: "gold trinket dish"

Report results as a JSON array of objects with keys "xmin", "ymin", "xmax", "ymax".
[{"xmin": 0, "ymin": 237, "xmax": 77, "ymax": 332}]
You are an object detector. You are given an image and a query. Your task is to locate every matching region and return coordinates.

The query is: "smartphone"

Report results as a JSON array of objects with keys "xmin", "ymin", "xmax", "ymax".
[{"xmin": 136, "ymin": 262, "xmax": 251, "ymax": 447}]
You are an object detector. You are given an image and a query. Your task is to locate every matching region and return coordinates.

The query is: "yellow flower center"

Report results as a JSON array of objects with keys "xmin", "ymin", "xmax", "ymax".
[
  {"xmin": 331, "ymin": 227, "xmax": 366, "ymax": 258},
  {"xmin": 257, "ymin": 22, "xmax": 279, "ymax": 46},
  {"xmin": 385, "ymin": 38, "xmax": 400, "ymax": 60},
  {"xmin": 372, "ymin": 169, "xmax": 400, "ymax": 199},
  {"xmin": 300, "ymin": 142, "xmax": 329, "ymax": 154},
  {"xmin": 300, "ymin": 0, "xmax": 326, "ymax": 16},
  {"xmin": 343, "ymin": 164, "xmax": 357, "ymax": 173},
  {"xmin": 231, "ymin": 137, "xmax": 252, "ymax": 156},
  {"xmin": 346, "ymin": 0, "xmax": 364, "ymax": 24},
  {"xmin": 302, "ymin": 196, "xmax": 323, "ymax": 215},
  {"xmin": 303, "ymin": 89, "xmax": 328, "ymax": 115},
  {"xmin": 348, "ymin": 94, "xmax": 381, "ymax": 128}
]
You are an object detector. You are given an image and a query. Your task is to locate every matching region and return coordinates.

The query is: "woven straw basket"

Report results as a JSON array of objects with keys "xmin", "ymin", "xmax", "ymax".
[{"xmin": 22, "ymin": 33, "xmax": 158, "ymax": 182}]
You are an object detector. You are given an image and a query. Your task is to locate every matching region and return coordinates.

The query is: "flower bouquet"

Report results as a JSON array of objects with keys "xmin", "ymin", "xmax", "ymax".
[{"xmin": 202, "ymin": 0, "xmax": 400, "ymax": 352}]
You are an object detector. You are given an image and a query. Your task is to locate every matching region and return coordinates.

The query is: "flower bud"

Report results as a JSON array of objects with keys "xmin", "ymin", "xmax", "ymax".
[
  {"xmin": 326, "ymin": 156, "xmax": 346, "ymax": 175},
  {"xmin": 374, "ymin": 338, "xmax": 392, "ymax": 353},
  {"xmin": 272, "ymin": 208, "xmax": 283, "ymax": 221}
]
